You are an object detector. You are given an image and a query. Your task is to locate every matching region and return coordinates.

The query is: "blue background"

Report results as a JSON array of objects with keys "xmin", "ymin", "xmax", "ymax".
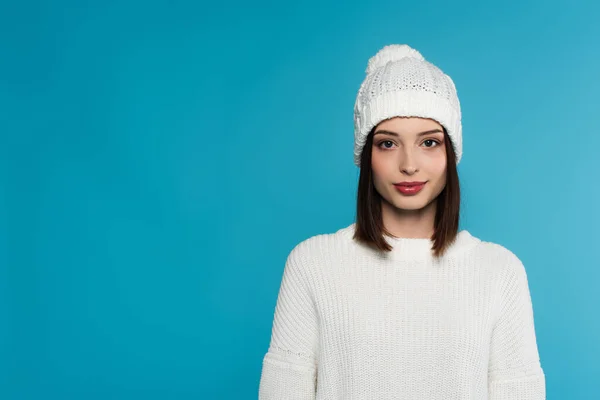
[{"xmin": 2, "ymin": 0, "xmax": 599, "ymax": 398}]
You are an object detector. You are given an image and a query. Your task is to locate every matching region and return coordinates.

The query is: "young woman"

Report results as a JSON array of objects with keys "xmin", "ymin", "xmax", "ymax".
[{"xmin": 258, "ymin": 44, "xmax": 545, "ymax": 400}]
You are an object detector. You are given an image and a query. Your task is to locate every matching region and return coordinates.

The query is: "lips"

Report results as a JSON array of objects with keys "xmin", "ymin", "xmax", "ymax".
[
  {"xmin": 393, "ymin": 182, "xmax": 426, "ymax": 195},
  {"xmin": 395, "ymin": 181, "xmax": 427, "ymax": 187}
]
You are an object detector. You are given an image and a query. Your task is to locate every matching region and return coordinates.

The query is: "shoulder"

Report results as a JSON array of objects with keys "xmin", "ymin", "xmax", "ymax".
[
  {"xmin": 473, "ymin": 238, "xmax": 529, "ymax": 283},
  {"xmin": 283, "ymin": 223, "xmax": 355, "ymax": 282},
  {"xmin": 287, "ymin": 223, "xmax": 353, "ymax": 262},
  {"xmin": 278, "ymin": 227, "xmax": 346, "ymax": 290}
]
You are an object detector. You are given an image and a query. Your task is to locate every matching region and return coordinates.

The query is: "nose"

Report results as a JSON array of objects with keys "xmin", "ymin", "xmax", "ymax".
[
  {"xmin": 402, "ymin": 166, "xmax": 418, "ymax": 174},
  {"xmin": 399, "ymin": 147, "xmax": 418, "ymax": 175}
]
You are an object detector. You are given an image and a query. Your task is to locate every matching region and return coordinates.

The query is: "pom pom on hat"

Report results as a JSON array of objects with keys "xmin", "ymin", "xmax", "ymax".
[{"xmin": 366, "ymin": 44, "xmax": 425, "ymax": 74}]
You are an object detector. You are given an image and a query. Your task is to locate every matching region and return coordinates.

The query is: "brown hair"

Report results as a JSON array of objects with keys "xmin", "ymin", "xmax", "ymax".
[{"xmin": 353, "ymin": 123, "xmax": 460, "ymax": 258}]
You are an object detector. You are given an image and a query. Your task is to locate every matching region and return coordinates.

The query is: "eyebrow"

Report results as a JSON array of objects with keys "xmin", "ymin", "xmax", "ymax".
[{"xmin": 373, "ymin": 128, "xmax": 443, "ymax": 137}]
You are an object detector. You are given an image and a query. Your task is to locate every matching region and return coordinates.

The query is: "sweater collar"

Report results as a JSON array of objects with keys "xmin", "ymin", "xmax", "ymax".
[
  {"xmin": 384, "ymin": 229, "xmax": 478, "ymax": 262},
  {"xmin": 344, "ymin": 223, "xmax": 480, "ymax": 262}
]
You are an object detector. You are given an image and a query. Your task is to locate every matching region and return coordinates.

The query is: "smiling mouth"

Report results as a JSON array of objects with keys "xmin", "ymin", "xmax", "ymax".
[{"xmin": 393, "ymin": 182, "xmax": 426, "ymax": 195}]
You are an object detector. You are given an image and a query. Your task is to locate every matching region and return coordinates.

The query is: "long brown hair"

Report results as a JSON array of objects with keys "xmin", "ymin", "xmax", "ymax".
[{"xmin": 353, "ymin": 123, "xmax": 461, "ymax": 258}]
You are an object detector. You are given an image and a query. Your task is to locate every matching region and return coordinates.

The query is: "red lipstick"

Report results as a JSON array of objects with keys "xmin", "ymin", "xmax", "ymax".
[{"xmin": 393, "ymin": 181, "xmax": 427, "ymax": 195}]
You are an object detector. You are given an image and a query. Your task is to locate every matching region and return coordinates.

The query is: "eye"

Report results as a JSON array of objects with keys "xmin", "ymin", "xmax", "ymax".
[
  {"xmin": 377, "ymin": 140, "xmax": 396, "ymax": 149},
  {"xmin": 423, "ymin": 139, "xmax": 441, "ymax": 148}
]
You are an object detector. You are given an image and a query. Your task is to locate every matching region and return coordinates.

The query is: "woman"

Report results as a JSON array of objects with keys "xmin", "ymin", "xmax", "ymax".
[{"xmin": 258, "ymin": 44, "xmax": 545, "ymax": 399}]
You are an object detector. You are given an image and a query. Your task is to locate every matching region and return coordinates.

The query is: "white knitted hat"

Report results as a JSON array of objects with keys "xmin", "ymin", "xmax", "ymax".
[{"xmin": 353, "ymin": 44, "xmax": 462, "ymax": 167}]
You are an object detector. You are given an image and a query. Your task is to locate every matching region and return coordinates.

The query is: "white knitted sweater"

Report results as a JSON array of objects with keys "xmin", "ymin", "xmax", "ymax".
[{"xmin": 258, "ymin": 223, "xmax": 545, "ymax": 399}]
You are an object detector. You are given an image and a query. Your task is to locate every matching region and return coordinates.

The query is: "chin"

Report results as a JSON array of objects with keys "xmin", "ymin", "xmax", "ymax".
[
  {"xmin": 393, "ymin": 202, "xmax": 428, "ymax": 211},
  {"xmin": 388, "ymin": 192, "xmax": 433, "ymax": 210},
  {"xmin": 387, "ymin": 197, "xmax": 428, "ymax": 210}
]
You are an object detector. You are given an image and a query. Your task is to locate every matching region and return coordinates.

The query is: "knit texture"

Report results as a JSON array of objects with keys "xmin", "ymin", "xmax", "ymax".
[{"xmin": 259, "ymin": 223, "xmax": 545, "ymax": 400}]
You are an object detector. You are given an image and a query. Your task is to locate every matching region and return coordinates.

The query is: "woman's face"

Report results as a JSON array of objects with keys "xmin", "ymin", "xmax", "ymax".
[{"xmin": 371, "ymin": 116, "xmax": 447, "ymax": 212}]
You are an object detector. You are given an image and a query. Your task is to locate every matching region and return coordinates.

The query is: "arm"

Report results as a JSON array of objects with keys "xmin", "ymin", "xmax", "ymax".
[
  {"xmin": 259, "ymin": 241, "xmax": 319, "ymax": 400},
  {"xmin": 488, "ymin": 256, "xmax": 546, "ymax": 399}
]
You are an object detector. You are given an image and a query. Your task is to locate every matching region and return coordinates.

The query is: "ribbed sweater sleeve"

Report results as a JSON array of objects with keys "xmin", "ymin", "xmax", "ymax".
[
  {"xmin": 488, "ymin": 255, "xmax": 546, "ymax": 399},
  {"xmin": 258, "ymin": 241, "xmax": 319, "ymax": 400}
]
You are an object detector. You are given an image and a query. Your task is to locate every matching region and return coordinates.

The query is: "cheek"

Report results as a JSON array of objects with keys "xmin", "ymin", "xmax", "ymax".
[
  {"xmin": 425, "ymin": 156, "xmax": 447, "ymax": 176},
  {"xmin": 370, "ymin": 161, "xmax": 391, "ymax": 189},
  {"xmin": 429, "ymin": 166, "xmax": 448, "ymax": 189},
  {"xmin": 370, "ymin": 154, "xmax": 387, "ymax": 176}
]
